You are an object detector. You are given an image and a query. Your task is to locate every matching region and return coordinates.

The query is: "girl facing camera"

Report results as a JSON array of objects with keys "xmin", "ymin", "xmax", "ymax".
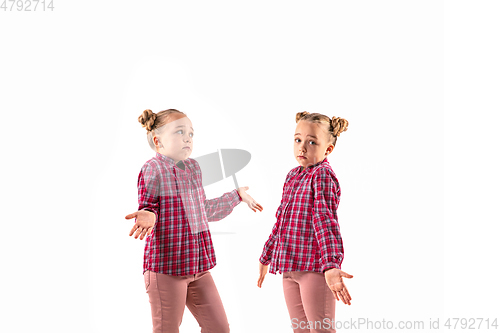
[
  {"xmin": 258, "ymin": 111, "xmax": 353, "ymax": 333},
  {"xmin": 125, "ymin": 109, "xmax": 263, "ymax": 333}
]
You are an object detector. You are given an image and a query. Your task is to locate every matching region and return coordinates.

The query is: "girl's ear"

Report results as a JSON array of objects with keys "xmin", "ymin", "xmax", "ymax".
[
  {"xmin": 326, "ymin": 143, "xmax": 335, "ymax": 155},
  {"xmin": 153, "ymin": 135, "xmax": 161, "ymax": 148}
]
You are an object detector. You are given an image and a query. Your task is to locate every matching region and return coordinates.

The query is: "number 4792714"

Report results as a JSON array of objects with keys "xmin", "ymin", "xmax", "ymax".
[{"xmin": 1, "ymin": 0, "xmax": 54, "ymax": 11}]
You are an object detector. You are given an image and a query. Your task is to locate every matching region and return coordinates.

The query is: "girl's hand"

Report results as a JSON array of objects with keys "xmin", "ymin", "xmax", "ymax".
[
  {"xmin": 125, "ymin": 210, "xmax": 156, "ymax": 240},
  {"xmin": 325, "ymin": 268, "xmax": 353, "ymax": 305},
  {"xmin": 257, "ymin": 262, "xmax": 268, "ymax": 288},
  {"xmin": 237, "ymin": 186, "xmax": 264, "ymax": 212}
]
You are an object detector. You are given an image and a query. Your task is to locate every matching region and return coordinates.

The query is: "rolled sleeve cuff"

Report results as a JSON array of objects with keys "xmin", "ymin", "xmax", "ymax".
[
  {"xmin": 259, "ymin": 255, "xmax": 271, "ymax": 266},
  {"xmin": 321, "ymin": 261, "xmax": 341, "ymax": 273},
  {"xmin": 230, "ymin": 189, "xmax": 242, "ymax": 207}
]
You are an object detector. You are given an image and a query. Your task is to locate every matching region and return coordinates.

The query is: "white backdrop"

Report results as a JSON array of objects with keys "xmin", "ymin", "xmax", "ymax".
[{"xmin": 1, "ymin": 1, "xmax": 499, "ymax": 332}]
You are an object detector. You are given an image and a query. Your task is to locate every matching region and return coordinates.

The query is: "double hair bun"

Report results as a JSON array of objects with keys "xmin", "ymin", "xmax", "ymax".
[
  {"xmin": 138, "ymin": 109, "xmax": 157, "ymax": 131},
  {"xmin": 295, "ymin": 111, "xmax": 349, "ymax": 137}
]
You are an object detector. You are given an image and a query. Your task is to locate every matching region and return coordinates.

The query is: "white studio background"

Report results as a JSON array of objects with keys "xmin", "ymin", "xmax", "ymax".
[{"xmin": 1, "ymin": 1, "xmax": 498, "ymax": 332}]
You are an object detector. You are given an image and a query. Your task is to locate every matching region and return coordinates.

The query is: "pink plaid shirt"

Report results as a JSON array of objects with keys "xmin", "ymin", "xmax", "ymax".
[
  {"xmin": 137, "ymin": 152, "xmax": 242, "ymax": 276},
  {"xmin": 259, "ymin": 157, "xmax": 344, "ymax": 274}
]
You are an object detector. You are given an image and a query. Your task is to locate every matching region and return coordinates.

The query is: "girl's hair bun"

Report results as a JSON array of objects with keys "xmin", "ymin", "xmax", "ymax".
[
  {"xmin": 295, "ymin": 111, "xmax": 310, "ymax": 123},
  {"xmin": 138, "ymin": 109, "xmax": 157, "ymax": 132},
  {"xmin": 331, "ymin": 116, "xmax": 349, "ymax": 137}
]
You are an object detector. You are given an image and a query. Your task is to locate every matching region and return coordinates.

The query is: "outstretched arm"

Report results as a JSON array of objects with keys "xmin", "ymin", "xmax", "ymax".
[
  {"xmin": 125, "ymin": 163, "xmax": 159, "ymax": 240},
  {"xmin": 311, "ymin": 169, "xmax": 353, "ymax": 304},
  {"xmin": 237, "ymin": 186, "xmax": 263, "ymax": 212},
  {"xmin": 325, "ymin": 268, "xmax": 353, "ymax": 305},
  {"xmin": 125, "ymin": 210, "xmax": 156, "ymax": 240},
  {"xmin": 311, "ymin": 169, "xmax": 344, "ymax": 273},
  {"xmin": 202, "ymin": 186, "xmax": 241, "ymax": 222}
]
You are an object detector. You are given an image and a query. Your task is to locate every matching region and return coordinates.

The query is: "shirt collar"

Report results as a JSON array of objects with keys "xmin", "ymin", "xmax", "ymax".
[
  {"xmin": 300, "ymin": 156, "xmax": 329, "ymax": 173},
  {"xmin": 155, "ymin": 152, "xmax": 176, "ymax": 165},
  {"xmin": 155, "ymin": 152, "xmax": 189, "ymax": 172}
]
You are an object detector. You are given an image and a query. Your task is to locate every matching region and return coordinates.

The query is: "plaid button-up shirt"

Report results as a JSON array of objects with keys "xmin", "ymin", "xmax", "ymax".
[
  {"xmin": 137, "ymin": 152, "xmax": 241, "ymax": 276},
  {"xmin": 259, "ymin": 157, "xmax": 344, "ymax": 274}
]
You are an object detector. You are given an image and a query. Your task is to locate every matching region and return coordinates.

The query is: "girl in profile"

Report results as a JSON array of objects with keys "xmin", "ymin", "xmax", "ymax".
[{"xmin": 125, "ymin": 109, "xmax": 263, "ymax": 333}]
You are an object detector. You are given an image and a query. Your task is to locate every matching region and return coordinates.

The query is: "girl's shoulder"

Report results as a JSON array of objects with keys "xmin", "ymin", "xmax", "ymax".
[
  {"xmin": 285, "ymin": 165, "xmax": 302, "ymax": 182},
  {"xmin": 183, "ymin": 157, "xmax": 198, "ymax": 166},
  {"xmin": 310, "ymin": 161, "xmax": 340, "ymax": 187},
  {"xmin": 140, "ymin": 156, "xmax": 163, "ymax": 174},
  {"xmin": 182, "ymin": 158, "xmax": 201, "ymax": 173},
  {"xmin": 311, "ymin": 161, "xmax": 336, "ymax": 176}
]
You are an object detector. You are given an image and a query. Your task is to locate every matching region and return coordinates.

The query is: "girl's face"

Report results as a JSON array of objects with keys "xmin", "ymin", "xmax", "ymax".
[
  {"xmin": 294, "ymin": 120, "xmax": 334, "ymax": 170},
  {"xmin": 153, "ymin": 114, "xmax": 194, "ymax": 163}
]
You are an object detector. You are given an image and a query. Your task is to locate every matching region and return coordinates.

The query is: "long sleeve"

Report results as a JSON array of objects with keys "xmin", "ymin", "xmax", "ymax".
[
  {"xmin": 202, "ymin": 188, "xmax": 241, "ymax": 222},
  {"xmin": 259, "ymin": 172, "xmax": 291, "ymax": 265},
  {"xmin": 137, "ymin": 163, "xmax": 160, "ymax": 222},
  {"xmin": 259, "ymin": 215, "xmax": 280, "ymax": 265},
  {"xmin": 311, "ymin": 168, "xmax": 344, "ymax": 272}
]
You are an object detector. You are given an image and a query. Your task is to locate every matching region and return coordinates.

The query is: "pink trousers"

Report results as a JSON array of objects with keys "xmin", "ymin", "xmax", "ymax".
[
  {"xmin": 144, "ymin": 270, "xmax": 230, "ymax": 333},
  {"xmin": 283, "ymin": 271, "xmax": 337, "ymax": 333}
]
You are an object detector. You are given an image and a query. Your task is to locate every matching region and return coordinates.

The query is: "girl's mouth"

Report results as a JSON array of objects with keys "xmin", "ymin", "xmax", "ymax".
[{"xmin": 298, "ymin": 156, "xmax": 306, "ymax": 159}]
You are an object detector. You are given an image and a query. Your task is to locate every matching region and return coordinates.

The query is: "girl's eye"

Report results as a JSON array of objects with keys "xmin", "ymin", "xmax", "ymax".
[
  {"xmin": 295, "ymin": 138, "xmax": 300, "ymax": 143},
  {"xmin": 176, "ymin": 130, "xmax": 183, "ymax": 134},
  {"xmin": 308, "ymin": 140, "xmax": 316, "ymax": 145},
  {"xmin": 189, "ymin": 133, "xmax": 194, "ymax": 138}
]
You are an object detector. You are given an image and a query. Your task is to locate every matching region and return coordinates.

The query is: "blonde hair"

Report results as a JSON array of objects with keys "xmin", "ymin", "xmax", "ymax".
[
  {"xmin": 295, "ymin": 111, "xmax": 349, "ymax": 147},
  {"xmin": 138, "ymin": 109, "xmax": 186, "ymax": 150}
]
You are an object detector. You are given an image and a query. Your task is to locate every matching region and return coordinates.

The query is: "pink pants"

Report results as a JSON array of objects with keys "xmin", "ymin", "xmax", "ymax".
[
  {"xmin": 283, "ymin": 271, "xmax": 337, "ymax": 333},
  {"xmin": 144, "ymin": 270, "xmax": 230, "ymax": 333}
]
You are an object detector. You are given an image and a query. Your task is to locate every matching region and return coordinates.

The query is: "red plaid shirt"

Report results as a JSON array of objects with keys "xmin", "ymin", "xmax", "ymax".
[
  {"xmin": 259, "ymin": 157, "xmax": 344, "ymax": 274},
  {"xmin": 137, "ymin": 152, "xmax": 242, "ymax": 276}
]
